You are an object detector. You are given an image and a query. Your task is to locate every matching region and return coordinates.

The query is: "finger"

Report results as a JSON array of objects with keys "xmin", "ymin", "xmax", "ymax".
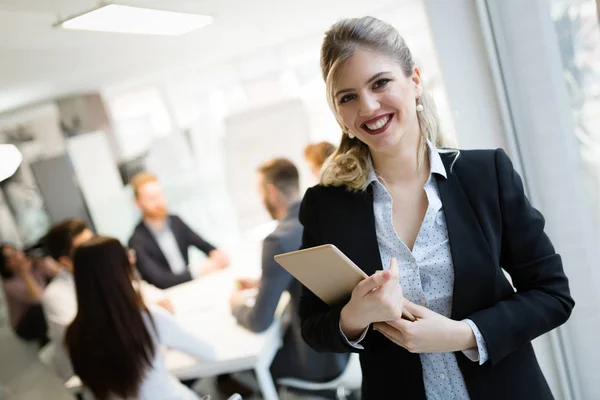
[
  {"xmin": 403, "ymin": 299, "xmax": 430, "ymax": 318},
  {"xmin": 389, "ymin": 257, "xmax": 399, "ymax": 277},
  {"xmin": 386, "ymin": 318, "xmax": 413, "ymax": 331},
  {"xmin": 355, "ymin": 270, "xmax": 393, "ymax": 297},
  {"xmin": 374, "ymin": 323, "xmax": 405, "ymax": 347},
  {"xmin": 402, "ymin": 308, "xmax": 417, "ymax": 322}
]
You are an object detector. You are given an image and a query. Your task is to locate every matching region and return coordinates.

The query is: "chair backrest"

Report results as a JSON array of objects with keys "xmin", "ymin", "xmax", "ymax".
[
  {"xmin": 338, "ymin": 353, "xmax": 362, "ymax": 391},
  {"xmin": 38, "ymin": 342, "xmax": 56, "ymax": 367}
]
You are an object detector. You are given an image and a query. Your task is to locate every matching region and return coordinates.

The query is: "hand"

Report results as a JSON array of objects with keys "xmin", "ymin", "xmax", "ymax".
[
  {"xmin": 235, "ymin": 277, "xmax": 259, "ymax": 290},
  {"xmin": 37, "ymin": 257, "xmax": 61, "ymax": 277},
  {"xmin": 13, "ymin": 257, "xmax": 33, "ymax": 276},
  {"xmin": 209, "ymin": 249, "xmax": 230, "ymax": 269},
  {"xmin": 198, "ymin": 259, "xmax": 220, "ymax": 276},
  {"xmin": 373, "ymin": 300, "xmax": 476, "ymax": 353},
  {"xmin": 230, "ymin": 289, "xmax": 247, "ymax": 309},
  {"xmin": 155, "ymin": 298, "xmax": 175, "ymax": 314},
  {"xmin": 127, "ymin": 248, "xmax": 137, "ymax": 266},
  {"xmin": 340, "ymin": 258, "xmax": 405, "ymax": 340}
]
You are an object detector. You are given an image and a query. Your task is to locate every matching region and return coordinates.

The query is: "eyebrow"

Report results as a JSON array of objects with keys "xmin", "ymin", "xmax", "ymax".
[{"xmin": 334, "ymin": 71, "xmax": 391, "ymax": 97}]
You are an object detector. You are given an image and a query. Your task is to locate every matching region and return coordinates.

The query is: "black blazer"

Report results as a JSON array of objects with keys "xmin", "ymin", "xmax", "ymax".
[
  {"xmin": 298, "ymin": 149, "xmax": 574, "ymax": 400},
  {"xmin": 128, "ymin": 215, "xmax": 216, "ymax": 289}
]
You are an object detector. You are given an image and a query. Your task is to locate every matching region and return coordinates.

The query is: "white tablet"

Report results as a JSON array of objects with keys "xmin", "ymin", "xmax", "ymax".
[{"xmin": 274, "ymin": 244, "xmax": 368, "ymax": 305}]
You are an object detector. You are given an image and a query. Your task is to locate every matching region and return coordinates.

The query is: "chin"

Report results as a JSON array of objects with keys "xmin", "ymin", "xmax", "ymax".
[{"xmin": 363, "ymin": 131, "xmax": 403, "ymax": 152}]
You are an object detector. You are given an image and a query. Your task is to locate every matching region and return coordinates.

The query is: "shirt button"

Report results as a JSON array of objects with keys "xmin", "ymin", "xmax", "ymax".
[
  {"xmin": 439, "ymin": 373, "xmax": 446, "ymax": 380},
  {"xmin": 411, "ymin": 262, "xmax": 417, "ymax": 269},
  {"xmin": 420, "ymin": 298, "xmax": 427, "ymax": 306}
]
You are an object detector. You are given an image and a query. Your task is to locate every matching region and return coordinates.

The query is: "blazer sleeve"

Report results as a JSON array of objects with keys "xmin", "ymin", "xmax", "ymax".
[
  {"xmin": 130, "ymin": 235, "xmax": 192, "ymax": 290},
  {"xmin": 172, "ymin": 216, "xmax": 216, "ymax": 255},
  {"xmin": 466, "ymin": 149, "xmax": 575, "ymax": 366},
  {"xmin": 298, "ymin": 188, "xmax": 363, "ymax": 354},
  {"xmin": 232, "ymin": 235, "xmax": 292, "ymax": 332}
]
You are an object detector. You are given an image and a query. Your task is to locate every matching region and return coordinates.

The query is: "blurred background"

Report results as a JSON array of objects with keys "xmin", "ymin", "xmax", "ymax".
[{"xmin": 0, "ymin": 0, "xmax": 598, "ymax": 399}]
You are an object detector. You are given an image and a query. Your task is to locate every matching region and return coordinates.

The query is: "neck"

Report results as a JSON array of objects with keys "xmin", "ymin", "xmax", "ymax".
[
  {"xmin": 144, "ymin": 215, "xmax": 167, "ymax": 230},
  {"xmin": 371, "ymin": 129, "xmax": 428, "ymax": 184},
  {"xmin": 275, "ymin": 196, "xmax": 299, "ymax": 221}
]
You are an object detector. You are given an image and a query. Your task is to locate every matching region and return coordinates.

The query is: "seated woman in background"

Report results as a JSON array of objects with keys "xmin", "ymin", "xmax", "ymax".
[
  {"xmin": 0, "ymin": 243, "xmax": 58, "ymax": 346},
  {"xmin": 304, "ymin": 141, "xmax": 336, "ymax": 179},
  {"xmin": 64, "ymin": 236, "xmax": 216, "ymax": 400}
]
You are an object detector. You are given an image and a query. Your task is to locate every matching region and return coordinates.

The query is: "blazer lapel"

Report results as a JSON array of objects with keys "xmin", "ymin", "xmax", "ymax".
[
  {"xmin": 437, "ymin": 154, "xmax": 496, "ymax": 320},
  {"xmin": 168, "ymin": 216, "xmax": 190, "ymax": 264},
  {"xmin": 340, "ymin": 186, "xmax": 383, "ymax": 277},
  {"xmin": 139, "ymin": 223, "xmax": 170, "ymax": 269}
]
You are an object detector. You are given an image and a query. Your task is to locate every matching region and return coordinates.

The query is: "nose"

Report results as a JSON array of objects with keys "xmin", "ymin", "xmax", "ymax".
[{"xmin": 358, "ymin": 93, "xmax": 380, "ymax": 117}]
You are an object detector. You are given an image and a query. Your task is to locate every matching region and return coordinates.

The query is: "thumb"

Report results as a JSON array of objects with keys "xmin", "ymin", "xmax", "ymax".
[{"xmin": 355, "ymin": 270, "xmax": 393, "ymax": 297}]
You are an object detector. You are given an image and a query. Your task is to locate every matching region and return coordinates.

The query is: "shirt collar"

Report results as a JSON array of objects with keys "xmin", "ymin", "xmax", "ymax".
[
  {"xmin": 367, "ymin": 140, "xmax": 447, "ymax": 185},
  {"xmin": 144, "ymin": 217, "xmax": 171, "ymax": 235}
]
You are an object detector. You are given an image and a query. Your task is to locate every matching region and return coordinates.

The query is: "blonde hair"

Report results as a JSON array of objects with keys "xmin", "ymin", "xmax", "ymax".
[
  {"xmin": 320, "ymin": 16, "xmax": 452, "ymax": 191},
  {"xmin": 129, "ymin": 172, "xmax": 158, "ymax": 199}
]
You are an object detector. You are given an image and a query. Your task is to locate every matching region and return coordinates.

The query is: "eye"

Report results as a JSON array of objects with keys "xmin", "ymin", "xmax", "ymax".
[
  {"xmin": 339, "ymin": 93, "xmax": 357, "ymax": 104},
  {"xmin": 373, "ymin": 78, "xmax": 391, "ymax": 90}
]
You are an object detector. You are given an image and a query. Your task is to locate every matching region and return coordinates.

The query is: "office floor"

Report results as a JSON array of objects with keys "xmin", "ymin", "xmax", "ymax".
[{"xmin": 0, "ymin": 327, "xmax": 73, "ymax": 400}]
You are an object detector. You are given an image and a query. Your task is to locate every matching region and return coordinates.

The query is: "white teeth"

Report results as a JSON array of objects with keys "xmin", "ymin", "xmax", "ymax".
[{"xmin": 365, "ymin": 115, "xmax": 390, "ymax": 131}]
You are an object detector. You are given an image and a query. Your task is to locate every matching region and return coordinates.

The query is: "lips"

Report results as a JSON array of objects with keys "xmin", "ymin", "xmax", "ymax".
[{"xmin": 361, "ymin": 113, "xmax": 393, "ymax": 136}]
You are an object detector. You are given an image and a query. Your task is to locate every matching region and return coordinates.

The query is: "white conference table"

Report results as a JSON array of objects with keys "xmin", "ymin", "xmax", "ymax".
[{"xmin": 164, "ymin": 269, "xmax": 286, "ymax": 400}]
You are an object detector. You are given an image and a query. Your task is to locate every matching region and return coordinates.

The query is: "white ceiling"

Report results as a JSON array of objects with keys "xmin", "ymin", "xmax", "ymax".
[{"xmin": 0, "ymin": 0, "xmax": 414, "ymax": 113}]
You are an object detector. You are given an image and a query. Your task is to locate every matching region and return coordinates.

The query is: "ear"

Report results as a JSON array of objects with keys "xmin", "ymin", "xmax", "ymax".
[
  {"xmin": 265, "ymin": 182, "xmax": 280, "ymax": 201},
  {"xmin": 411, "ymin": 67, "xmax": 423, "ymax": 98}
]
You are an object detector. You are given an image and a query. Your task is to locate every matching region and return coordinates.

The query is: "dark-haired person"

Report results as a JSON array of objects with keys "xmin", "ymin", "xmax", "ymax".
[
  {"xmin": 65, "ymin": 236, "xmax": 215, "ymax": 400},
  {"xmin": 42, "ymin": 218, "xmax": 94, "ymax": 344},
  {"xmin": 0, "ymin": 244, "xmax": 57, "ymax": 346},
  {"xmin": 230, "ymin": 159, "xmax": 348, "ymax": 384}
]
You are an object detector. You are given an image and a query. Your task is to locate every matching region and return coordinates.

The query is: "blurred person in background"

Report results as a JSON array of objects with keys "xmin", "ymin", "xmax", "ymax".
[
  {"xmin": 304, "ymin": 141, "xmax": 336, "ymax": 179},
  {"xmin": 128, "ymin": 172, "xmax": 230, "ymax": 289},
  {"xmin": 42, "ymin": 218, "xmax": 94, "ymax": 342},
  {"xmin": 231, "ymin": 158, "xmax": 349, "ymax": 387},
  {"xmin": 65, "ymin": 236, "xmax": 216, "ymax": 400},
  {"xmin": 0, "ymin": 243, "xmax": 58, "ymax": 346},
  {"xmin": 298, "ymin": 16, "xmax": 574, "ymax": 400},
  {"xmin": 43, "ymin": 218, "xmax": 173, "ymax": 381}
]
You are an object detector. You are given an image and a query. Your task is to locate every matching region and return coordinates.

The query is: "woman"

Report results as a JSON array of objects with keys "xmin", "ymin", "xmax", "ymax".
[
  {"xmin": 304, "ymin": 141, "xmax": 336, "ymax": 179},
  {"xmin": 298, "ymin": 17, "xmax": 574, "ymax": 400},
  {"xmin": 0, "ymin": 243, "xmax": 56, "ymax": 346},
  {"xmin": 64, "ymin": 236, "xmax": 215, "ymax": 400}
]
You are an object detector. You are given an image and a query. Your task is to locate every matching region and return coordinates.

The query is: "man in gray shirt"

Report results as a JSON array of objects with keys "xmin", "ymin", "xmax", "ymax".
[
  {"xmin": 230, "ymin": 158, "xmax": 349, "ymax": 382},
  {"xmin": 128, "ymin": 173, "xmax": 230, "ymax": 289}
]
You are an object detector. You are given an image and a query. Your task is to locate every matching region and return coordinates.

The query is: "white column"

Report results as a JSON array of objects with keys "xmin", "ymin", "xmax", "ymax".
[
  {"xmin": 422, "ymin": 0, "xmax": 509, "ymax": 152},
  {"xmin": 422, "ymin": 0, "xmax": 598, "ymax": 398},
  {"xmin": 483, "ymin": 0, "xmax": 599, "ymax": 398}
]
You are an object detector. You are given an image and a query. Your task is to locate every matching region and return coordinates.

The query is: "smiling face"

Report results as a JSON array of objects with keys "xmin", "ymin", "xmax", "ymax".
[{"xmin": 333, "ymin": 49, "xmax": 422, "ymax": 154}]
